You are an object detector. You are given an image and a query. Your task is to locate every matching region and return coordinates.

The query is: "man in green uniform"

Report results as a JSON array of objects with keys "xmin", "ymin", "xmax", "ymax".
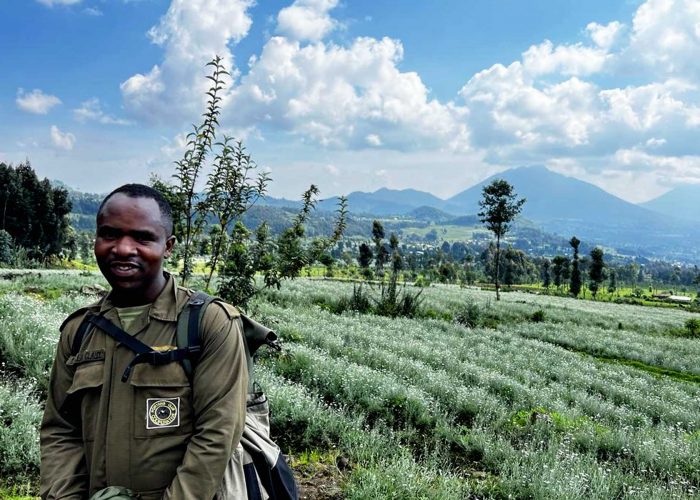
[{"xmin": 40, "ymin": 184, "xmax": 248, "ymax": 499}]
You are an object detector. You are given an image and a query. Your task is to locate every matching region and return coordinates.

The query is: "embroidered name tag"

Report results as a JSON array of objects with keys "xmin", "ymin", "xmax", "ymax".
[
  {"xmin": 146, "ymin": 398, "xmax": 180, "ymax": 429},
  {"xmin": 68, "ymin": 349, "xmax": 105, "ymax": 366}
]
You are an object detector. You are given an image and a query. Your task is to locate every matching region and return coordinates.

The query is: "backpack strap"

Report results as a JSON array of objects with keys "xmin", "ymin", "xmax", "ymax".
[
  {"xmin": 175, "ymin": 292, "xmax": 281, "ymax": 394},
  {"xmin": 176, "ymin": 291, "xmax": 216, "ymax": 380},
  {"xmin": 71, "ymin": 315, "xmax": 94, "ymax": 355},
  {"xmin": 86, "ymin": 314, "xmax": 198, "ymax": 382}
]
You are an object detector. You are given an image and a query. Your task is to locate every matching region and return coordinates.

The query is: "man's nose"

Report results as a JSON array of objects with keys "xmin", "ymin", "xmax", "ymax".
[{"xmin": 112, "ymin": 236, "xmax": 138, "ymax": 256}]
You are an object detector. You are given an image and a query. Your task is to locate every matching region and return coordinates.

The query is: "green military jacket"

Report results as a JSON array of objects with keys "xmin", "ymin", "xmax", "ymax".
[{"xmin": 40, "ymin": 275, "xmax": 248, "ymax": 500}]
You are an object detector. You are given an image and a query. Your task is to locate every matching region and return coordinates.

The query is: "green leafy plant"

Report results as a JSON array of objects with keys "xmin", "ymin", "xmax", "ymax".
[
  {"xmin": 162, "ymin": 57, "xmax": 347, "ymax": 305},
  {"xmin": 530, "ymin": 309, "xmax": 545, "ymax": 322},
  {"xmin": 455, "ymin": 300, "xmax": 481, "ymax": 328}
]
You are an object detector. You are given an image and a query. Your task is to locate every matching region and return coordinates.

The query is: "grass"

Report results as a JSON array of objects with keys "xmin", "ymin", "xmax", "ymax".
[
  {"xmin": 4, "ymin": 273, "xmax": 700, "ymax": 497},
  {"xmin": 0, "ymin": 379, "xmax": 42, "ymax": 485}
]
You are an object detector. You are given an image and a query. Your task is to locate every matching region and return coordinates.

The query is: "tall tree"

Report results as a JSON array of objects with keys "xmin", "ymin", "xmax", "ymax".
[
  {"xmin": 389, "ymin": 233, "xmax": 403, "ymax": 273},
  {"xmin": 551, "ymin": 256, "xmax": 568, "ymax": 290},
  {"xmin": 607, "ymin": 269, "xmax": 617, "ymax": 295},
  {"xmin": 589, "ymin": 247, "xmax": 606, "ymax": 299},
  {"xmin": 542, "ymin": 259, "xmax": 551, "ymax": 289},
  {"xmin": 358, "ymin": 243, "xmax": 373, "ymax": 277},
  {"xmin": 203, "ymin": 138, "xmax": 269, "ymax": 289},
  {"xmin": 164, "ymin": 57, "xmax": 347, "ymax": 306},
  {"xmin": 569, "ymin": 236, "xmax": 582, "ymax": 297},
  {"xmin": 0, "ymin": 161, "xmax": 72, "ymax": 261},
  {"xmin": 172, "ymin": 56, "xmax": 228, "ymax": 285},
  {"xmin": 0, "ymin": 230, "xmax": 13, "ymax": 265},
  {"xmin": 372, "ymin": 220, "xmax": 388, "ymax": 277},
  {"xmin": 478, "ymin": 179, "xmax": 525, "ymax": 300}
]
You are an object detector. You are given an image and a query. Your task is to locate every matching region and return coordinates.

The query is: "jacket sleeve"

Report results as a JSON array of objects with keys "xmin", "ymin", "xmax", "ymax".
[
  {"xmin": 163, "ymin": 304, "xmax": 248, "ymax": 499},
  {"xmin": 40, "ymin": 322, "xmax": 89, "ymax": 500}
]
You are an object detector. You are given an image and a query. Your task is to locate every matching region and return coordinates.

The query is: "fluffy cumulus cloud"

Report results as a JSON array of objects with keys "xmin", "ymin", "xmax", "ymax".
[
  {"xmin": 16, "ymin": 89, "xmax": 62, "ymax": 114},
  {"xmin": 277, "ymin": 0, "xmax": 339, "ymax": 42},
  {"xmin": 73, "ymin": 98, "xmax": 131, "ymax": 125},
  {"xmin": 120, "ymin": 0, "xmax": 254, "ymax": 123},
  {"xmin": 50, "ymin": 125, "xmax": 76, "ymax": 150},
  {"xmin": 586, "ymin": 21, "xmax": 624, "ymax": 50},
  {"xmin": 521, "ymin": 40, "xmax": 610, "ymax": 77},
  {"xmin": 454, "ymin": 0, "xmax": 700, "ymax": 190},
  {"xmin": 121, "ymin": 0, "xmax": 468, "ymax": 151},
  {"xmin": 119, "ymin": 0, "xmax": 700, "ymax": 195},
  {"xmin": 227, "ymin": 35, "xmax": 469, "ymax": 151},
  {"xmin": 628, "ymin": 0, "xmax": 700, "ymax": 79}
]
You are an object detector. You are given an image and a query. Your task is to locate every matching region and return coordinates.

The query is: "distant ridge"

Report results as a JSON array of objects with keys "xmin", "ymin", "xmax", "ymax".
[
  {"xmin": 640, "ymin": 184, "xmax": 700, "ymax": 221},
  {"xmin": 59, "ymin": 166, "xmax": 700, "ymax": 262},
  {"xmin": 445, "ymin": 165, "xmax": 700, "ymax": 259}
]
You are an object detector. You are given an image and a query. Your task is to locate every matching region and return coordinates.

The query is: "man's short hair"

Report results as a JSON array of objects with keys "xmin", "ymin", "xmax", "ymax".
[{"xmin": 97, "ymin": 184, "xmax": 174, "ymax": 237}]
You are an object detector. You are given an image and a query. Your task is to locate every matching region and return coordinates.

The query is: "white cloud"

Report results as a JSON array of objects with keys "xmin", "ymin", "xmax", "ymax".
[
  {"xmin": 628, "ymin": 0, "xmax": 700, "ymax": 78},
  {"xmin": 599, "ymin": 81, "xmax": 688, "ymax": 131},
  {"xmin": 365, "ymin": 134, "xmax": 382, "ymax": 146},
  {"xmin": 454, "ymin": 0, "xmax": 700, "ymax": 171},
  {"xmin": 16, "ymin": 89, "xmax": 62, "ymax": 114},
  {"xmin": 50, "ymin": 125, "xmax": 76, "ymax": 150},
  {"xmin": 227, "ymin": 36, "xmax": 469, "ymax": 151},
  {"xmin": 120, "ymin": 0, "xmax": 254, "ymax": 123},
  {"xmin": 646, "ymin": 137, "xmax": 667, "ymax": 148},
  {"xmin": 459, "ymin": 62, "xmax": 601, "ymax": 156},
  {"xmin": 159, "ymin": 132, "xmax": 188, "ymax": 158},
  {"xmin": 36, "ymin": 0, "xmax": 81, "ymax": 6},
  {"xmin": 115, "ymin": 0, "xmax": 700, "ymax": 201},
  {"xmin": 522, "ymin": 39, "xmax": 610, "ymax": 76},
  {"xmin": 83, "ymin": 6, "xmax": 103, "ymax": 16},
  {"xmin": 586, "ymin": 21, "xmax": 624, "ymax": 49},
  {"xmin": 73, "ymin": 98, "xmax": 131, "ymax": 125},
  {"xmin": 277, "ymin": 0, "xmax": 339, "ymax": 42}
]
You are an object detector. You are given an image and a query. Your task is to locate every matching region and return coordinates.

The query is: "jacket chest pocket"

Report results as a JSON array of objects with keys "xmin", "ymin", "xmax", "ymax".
[
  {"xmin": 64, "ymin": 361, "xmax": 104, "ymax": 442},
  {"xmin": 129, "ymin": 362, "xmax": 193, "ymax": 439}
]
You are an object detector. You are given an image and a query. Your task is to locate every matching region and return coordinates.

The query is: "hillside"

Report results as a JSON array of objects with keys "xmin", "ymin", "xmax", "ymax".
[
  {"xmin": 62, "ymin": 166, "xmax": 700, "ymax": 262},
  {"xmin": 640, "ymin": 184, "xmax": 700, "ymax": 221},
  {"xmin": 446, "ymin": 166, "xmax": 700, "ymax": 261}
]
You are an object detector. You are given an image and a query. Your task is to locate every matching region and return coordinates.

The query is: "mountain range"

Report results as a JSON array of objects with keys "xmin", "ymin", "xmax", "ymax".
[
  {"xmin": 262, "ymin": 165, "xmax": 700, "ymax": 262},
  {"xmin": 59, "ymin": 165, "xmax": 700, "ymax": 263}
]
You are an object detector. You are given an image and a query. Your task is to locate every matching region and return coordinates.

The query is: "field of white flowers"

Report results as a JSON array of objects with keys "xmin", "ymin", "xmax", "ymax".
[{"xmin": 1, "ymin": 271, "xmax": 699, "ymax": 498}]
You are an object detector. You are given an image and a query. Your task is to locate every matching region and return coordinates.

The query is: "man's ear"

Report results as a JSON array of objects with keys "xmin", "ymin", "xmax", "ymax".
[{"xmin": 164, "ymin": 236, "xmax": 176, "ymax": 258}]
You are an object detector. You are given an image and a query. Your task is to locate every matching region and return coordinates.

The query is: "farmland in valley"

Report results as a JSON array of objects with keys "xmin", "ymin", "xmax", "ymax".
[{"xmin": 1, "ymin": 271, "xmax": 699, "ymax": 498}]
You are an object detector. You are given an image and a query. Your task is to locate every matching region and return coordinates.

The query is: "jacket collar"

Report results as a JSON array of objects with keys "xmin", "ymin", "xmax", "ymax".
[{"xmin": 98, "ymin": 272, "xmax": 180, "ymax": 323}]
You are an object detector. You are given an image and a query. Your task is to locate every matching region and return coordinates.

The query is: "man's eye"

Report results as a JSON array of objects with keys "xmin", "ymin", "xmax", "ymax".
[{"xmin": 99, "ymin": 230, "xmax": 119, "ymax": 239}]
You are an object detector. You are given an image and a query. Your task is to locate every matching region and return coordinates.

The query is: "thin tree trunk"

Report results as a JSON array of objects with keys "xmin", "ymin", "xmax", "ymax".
[
  {"xmin": 495, "ymin": 236, "xmax": 501, "ymax": 301},
  {"xmin": 205, "ymin": 224, "xmax": 226, "ymax": 290}
]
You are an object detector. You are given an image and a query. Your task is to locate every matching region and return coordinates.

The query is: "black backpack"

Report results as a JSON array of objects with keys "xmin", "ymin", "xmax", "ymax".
[{"xmin": 72, "ymin": 291, "xmax": 298, "ymax": 500}]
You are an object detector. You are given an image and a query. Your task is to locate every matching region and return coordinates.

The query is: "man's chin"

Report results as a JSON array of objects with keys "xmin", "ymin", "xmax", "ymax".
[{"xmin": 106, "ymin": 275, "xmax": 143, "ymax": 291}]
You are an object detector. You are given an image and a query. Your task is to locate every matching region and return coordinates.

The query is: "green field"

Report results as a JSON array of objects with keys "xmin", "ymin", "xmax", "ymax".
[{"xmin": 1, "ymin": 271, "xmax": 699, "ymax": 498}]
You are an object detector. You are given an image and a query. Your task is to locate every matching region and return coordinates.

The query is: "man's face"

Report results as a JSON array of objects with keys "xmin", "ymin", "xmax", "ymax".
[{"xmin": 95, "ymin": 193, "xmax": 175, "ymax": 304}]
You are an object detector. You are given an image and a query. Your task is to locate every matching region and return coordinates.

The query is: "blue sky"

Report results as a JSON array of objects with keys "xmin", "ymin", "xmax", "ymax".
[{"xmin": 2, "ymin": 0, "xmax": 699, "ymax": 203}]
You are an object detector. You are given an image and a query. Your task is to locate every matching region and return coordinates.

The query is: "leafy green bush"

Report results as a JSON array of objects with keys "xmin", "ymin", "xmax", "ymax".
[
  {"xmin": 454, "ymin": 300, "xmax": 481, "ymax": 328},
  {"xmin": 684, "ymin": 318, "xmax": 700, "ymax": 337},
  {"xmin": 530, "ymin": 309, "xmax": 546, "ymax": 322},
  {"xmin": 344, "ymin": 283, "xmax": 373, "ymax": 314}
]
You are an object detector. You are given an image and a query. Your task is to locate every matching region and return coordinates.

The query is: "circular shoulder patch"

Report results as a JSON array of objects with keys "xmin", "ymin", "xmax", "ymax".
[{"xmin": 146, "ymin": 398, "xmax": 180, "ymax": 429}]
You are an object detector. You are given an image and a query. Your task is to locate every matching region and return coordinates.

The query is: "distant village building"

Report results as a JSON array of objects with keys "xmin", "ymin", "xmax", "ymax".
[
  {"xmin": 668, "ymin": 295, "xmax": 693, "ymax": 304},
  {"xmin": 652, "ymin": 292, "xmax": 693, "ymax": 303}
]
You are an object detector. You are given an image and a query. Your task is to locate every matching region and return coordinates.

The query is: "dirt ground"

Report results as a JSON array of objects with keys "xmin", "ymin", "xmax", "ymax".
[{"xmin": 290, "ymin": 453, "xmax": 349, "ymax": 499}]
